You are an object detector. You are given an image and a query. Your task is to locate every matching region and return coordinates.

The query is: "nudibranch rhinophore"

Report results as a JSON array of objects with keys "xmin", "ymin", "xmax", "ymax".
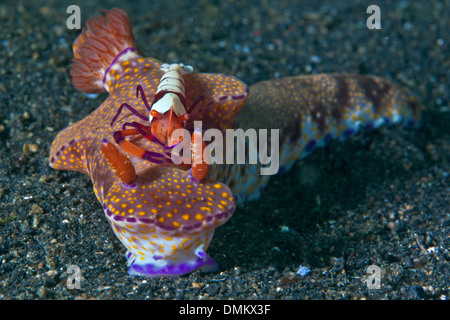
[{"xmin": 49, "ymin": 8, "xmax": 423, "ymax": 277}]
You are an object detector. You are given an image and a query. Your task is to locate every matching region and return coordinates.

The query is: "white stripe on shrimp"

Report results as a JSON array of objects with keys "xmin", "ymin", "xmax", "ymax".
[{"xmin": 149, "ymin": 63, "xmax": 194, "ymax": 124}]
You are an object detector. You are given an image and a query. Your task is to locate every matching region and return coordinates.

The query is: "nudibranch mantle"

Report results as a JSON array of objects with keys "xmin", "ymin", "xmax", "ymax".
[
  {"xmin": 104, "ymin": 167, "xmax": 235, "ymax": 276},
  {"xmin": 49, "ymin": 8, "xmax": 247, "ymax": 276}
]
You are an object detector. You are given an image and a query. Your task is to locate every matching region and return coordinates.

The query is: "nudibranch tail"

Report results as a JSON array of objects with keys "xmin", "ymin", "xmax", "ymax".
[
  {"xmin": 71, "ymin": 7, "xmax": 136, "ymax": 93},
  {"xmin": 218, "ymin": 74, "xmax": 424, "ymax": 202},
  {"xmin": 101, "ymin": 139, "xmax": 137, "ymax": 185}
]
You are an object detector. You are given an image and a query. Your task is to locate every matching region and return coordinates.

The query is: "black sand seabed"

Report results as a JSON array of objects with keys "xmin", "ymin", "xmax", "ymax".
[{"xmin": 0, "ymin": 0, "xmax": 448, "ymax": 300}]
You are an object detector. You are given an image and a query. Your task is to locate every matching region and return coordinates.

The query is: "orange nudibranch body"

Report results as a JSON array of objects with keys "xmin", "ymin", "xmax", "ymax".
[{"xmin": 50, "ymin": 8, "xmax": 248, "ymax": 277}]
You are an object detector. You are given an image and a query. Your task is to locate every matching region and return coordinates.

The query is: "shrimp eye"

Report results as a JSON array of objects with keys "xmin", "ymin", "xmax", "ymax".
[{"xmin": 151, "ymin": 110, "xmax": 161, "ymax": 118}]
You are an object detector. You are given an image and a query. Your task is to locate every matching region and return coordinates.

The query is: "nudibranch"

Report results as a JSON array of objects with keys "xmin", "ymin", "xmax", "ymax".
[
  {"xmin": 210, "ymin": 74, "xmax": 423, "ymax": 203},
  {"xmin": 50, "ymin": 8, "xmax": 423, "ymax": 277},
  {"xmin": 49, "ymin": 8, "xmax": 248, "ymax": 276}
]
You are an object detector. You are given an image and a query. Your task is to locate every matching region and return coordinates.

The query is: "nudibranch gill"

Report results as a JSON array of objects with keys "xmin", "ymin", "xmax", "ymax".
[
  {"xmin": 49, "ymin": 8, "xmax": 248, "ymax": 277},
  {"xmin": 49, "ymin": 8, "xmax": 423, "ymax": 277}
]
